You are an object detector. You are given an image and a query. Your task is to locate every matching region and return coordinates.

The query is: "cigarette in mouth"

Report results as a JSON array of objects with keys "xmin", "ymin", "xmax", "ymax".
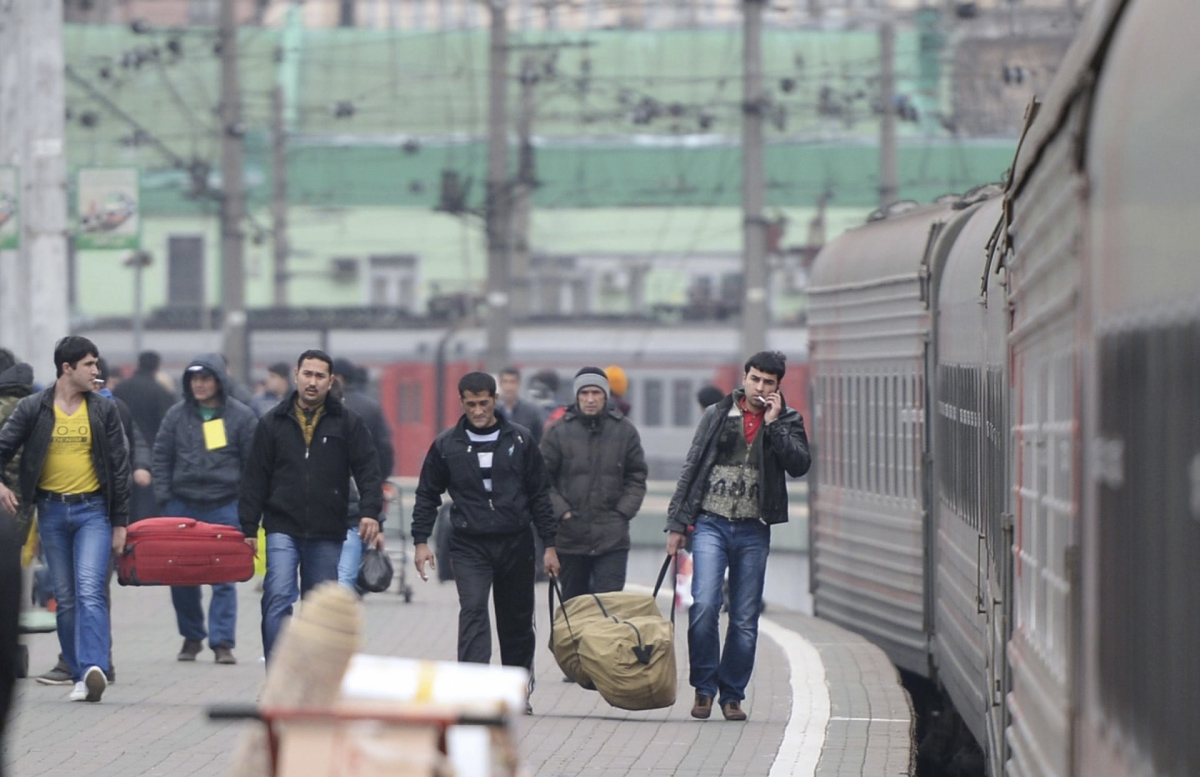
[{"xmin": 753, "ymin": 396, "xmax": 767, "ymax": 405}]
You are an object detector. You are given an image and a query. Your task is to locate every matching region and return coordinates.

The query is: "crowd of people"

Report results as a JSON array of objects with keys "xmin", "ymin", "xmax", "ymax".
[{"xmin": 0, "ymin": 337, "xmax": 809, "ymax": 738}]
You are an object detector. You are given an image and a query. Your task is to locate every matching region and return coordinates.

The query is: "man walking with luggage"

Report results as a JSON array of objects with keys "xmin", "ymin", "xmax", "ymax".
[
  {"xmin": 665, "ymin": 351, "xmax": 810, "ymax": 722},
  {"xmin": 331, "ymin": 358, "xmax": 393, "ymax": 589},
  {"xmin": 411, "ymin": 372, "xmax": 559, "ymax": 713},
  {"xmin": 0, "ymin": 336, "xmax": 131, "ymax": 703},
  {"xmin": 541, "ymin": 367, "xmax": 647, "ymax": 601},
  {"xmin": 239, "ymin": 350, "xmax": 383, "ymax": 660},
  {"xmin": 153, "ymin": 355, "xmax": 258, "ymax": 664}
]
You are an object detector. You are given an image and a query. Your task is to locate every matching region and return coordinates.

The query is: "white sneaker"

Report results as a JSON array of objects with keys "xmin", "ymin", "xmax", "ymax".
[
  {"xmin": 83, "ymin": 665, "xmax": 107, "ymax": 702},
  {"xmin": 68, "ymin": 681, "xmax": 87, "ymax": 702}
]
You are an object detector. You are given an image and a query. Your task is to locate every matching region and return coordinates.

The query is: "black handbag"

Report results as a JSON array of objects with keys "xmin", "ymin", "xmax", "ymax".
[{"xmin": 357, "ymin": 547, "xmax": 394, "ymax": 593}]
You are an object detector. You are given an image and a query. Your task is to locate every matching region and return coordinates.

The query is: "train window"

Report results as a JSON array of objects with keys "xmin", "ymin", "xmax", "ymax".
[
  {"xmin": 886, "ymin": 374, "xmax": 895, "ymax": 497},
  {"xmin": 396, "ymin": 382, "xmax": 423, "ymax": 424},
  {"xmin": 643, "ymin": 379, "xmax": 664, "ymax": 428},
  {"xmin": 868, "ymin": 374, "xmax": 878, "ymax": 494},
  {"xmin": 672, "ymin": 379, "xmax": 692, "ymax": 427}
]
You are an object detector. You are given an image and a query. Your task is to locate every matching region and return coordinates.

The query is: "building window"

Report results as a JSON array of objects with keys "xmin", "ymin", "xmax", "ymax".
[
  {"xmin": 367, "ymin": 255, "xmax": 417, "ymax": 310},
  {"xmin": 188, "ymin": 0, "xmax": 219, "ymax": 24},
  {"xmin": 168, "ymin": 236, "xmax": 204, "ymax": 307},
  {"xmin": 643, "ymin": 379, "xmax": 664, "ymax": 427}
]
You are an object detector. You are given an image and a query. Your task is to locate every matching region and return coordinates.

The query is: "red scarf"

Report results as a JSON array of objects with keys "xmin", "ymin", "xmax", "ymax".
[{"xmin": 739, "ymin": 397, "xmax": 765, "ymax": 446}]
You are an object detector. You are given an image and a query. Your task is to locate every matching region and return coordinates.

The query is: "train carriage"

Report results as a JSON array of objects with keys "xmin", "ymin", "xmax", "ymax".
[
  {"xmin": 807, "ymin": 202, "xmax": 957, "ymax": 676},
  {"xmin": 809, "ymin": 1, "xmax": 1199, "ymax": 775},
  {"xmin": 927, "ymin": 196, "xmax": 1010, "ymax": 761},
  {"xmin": 1076, "ymin": 0, "xmax": 1200, "ymax": 774}
]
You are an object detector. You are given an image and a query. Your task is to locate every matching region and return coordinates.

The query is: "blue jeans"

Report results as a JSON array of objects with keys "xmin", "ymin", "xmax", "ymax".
[
  {"xmin": 261, "ymin": 533, "xmax": 342, "ymax": 660},
  {"xmin": 337, "ymin": 527, "xmax": 364, "ymax": 590},
  {"xmin": 166, "ymin": 499, "xmax": 240, "ymax": 649},
  {"xmin": 688, "ymin": 513, "xmax": 770, "ymax": 705},
  {"xmin": 37, "ymin": 495, "xmax": 112, "ymax": 681}
]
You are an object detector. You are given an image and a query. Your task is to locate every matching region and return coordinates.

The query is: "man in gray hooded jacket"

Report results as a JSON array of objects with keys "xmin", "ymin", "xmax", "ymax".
[{"xmin": 152, "ymin": 354, "xmax": 257, "ymax": 664}]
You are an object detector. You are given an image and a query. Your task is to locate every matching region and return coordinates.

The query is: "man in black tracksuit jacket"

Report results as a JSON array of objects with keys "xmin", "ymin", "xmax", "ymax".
[
  {"xmin": 411, "ymin": 372, "xmax": 559, "ymax": 710},
  {"xmin": 238, "ymin": 350, "xmax": 383, "ymax": 660}
]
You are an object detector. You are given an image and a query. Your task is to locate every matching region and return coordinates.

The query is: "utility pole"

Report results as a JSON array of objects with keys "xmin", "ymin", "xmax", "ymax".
[
  {"xmin": 484, "ymin": 0, "xmax": 512, "ymax": 373},
  {"xmin": 511, "ymin": 54, "xmax": 536, "ymax": 319},
  {"xmin": 0, "ymin": 0, "xmax": 69, "ymax": 384},
  {"xmin": 219, "ymin": 0, "xmax": 248, "ymax": 381},
  {"xmin": 879, "ymin": 20, "xmax": 898, "ymax": 209},
  {"xmin": 740, "ymin": 0, "xmax": 768, "ymax": 358},
  {"xmin": 270, "ymin": 85, "xmax": 289, "ymax": 306}
]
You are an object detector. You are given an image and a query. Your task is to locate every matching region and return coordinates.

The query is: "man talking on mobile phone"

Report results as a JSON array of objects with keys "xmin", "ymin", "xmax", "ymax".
[{"xmin": 664, "ymin": 351, "xmax": 810, "ymax": 722}]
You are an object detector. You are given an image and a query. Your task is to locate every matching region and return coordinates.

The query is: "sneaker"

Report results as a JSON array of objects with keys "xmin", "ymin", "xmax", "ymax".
[
  {"xmin": 721, "ymin": 701, "xmax": 747, "ymax": 721},
  {"xmin": 177, "ymin": 639, "xmax": 203, "ymax": 662},
  {"xmin": 35, "ymin": 660, "xmax": 72, "ymax": 686},
  {"xmin": 83, "ymin": 665, "xmax": 106, "ymax": 702},
  {"xmin": 68, "ymin": 681, "xmax": 87, "ymax": 702},
  {"xmin": 214, "ymin": 645, "xmax": 237, "ymax": 665},
  {"xmin": 691, "ymin": 693, "xmax": 713, "ymax": 720}
]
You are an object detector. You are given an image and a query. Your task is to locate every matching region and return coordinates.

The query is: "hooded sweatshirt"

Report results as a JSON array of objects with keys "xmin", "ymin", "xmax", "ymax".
[{"xmin": 151, "ymin": 354, "xmax": 258, "ymax": 509}]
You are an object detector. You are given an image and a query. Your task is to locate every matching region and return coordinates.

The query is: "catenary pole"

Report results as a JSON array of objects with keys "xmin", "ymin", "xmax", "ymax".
[
  {"xmin": 741, "ymin": 0, "xmax": 768, "ymax": 358},
  {"xmin": 485, "ymin": 0, "xmax": 512, "ymax": 373},
  {"xmin": 219, "ymin": 0, "xmax": 248, "ymax": 381},
  {"xmin": 271, "ymin": 85, "xmax": 289, "ymax": 307},
  {"xmin": 0, "ymin": 0, "xmax": 68, "ymax": 383},
  {"xmin": 879, "ymin": 20, "xmax": 898, "ymax": 208}
]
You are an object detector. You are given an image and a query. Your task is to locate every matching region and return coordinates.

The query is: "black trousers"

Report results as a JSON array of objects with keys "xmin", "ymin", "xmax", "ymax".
[
  {"xmin": 449, "ymin": 529, "xmax": 536, "ymax": 672},
  {"xmin": 557, "ymin": 550, "xmax": 629, "ymax": 602}
]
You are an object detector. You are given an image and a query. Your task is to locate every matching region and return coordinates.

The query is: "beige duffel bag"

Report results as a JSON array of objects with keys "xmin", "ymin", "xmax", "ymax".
[{"xmin": 549, "ymin": 557, "xmax": 678, "ymax": 710}]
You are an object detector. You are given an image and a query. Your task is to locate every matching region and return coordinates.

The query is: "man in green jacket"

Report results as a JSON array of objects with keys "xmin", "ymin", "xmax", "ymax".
[{"xmin": 540, "ymin": 367, "xmax": 647, "ymax": 601}]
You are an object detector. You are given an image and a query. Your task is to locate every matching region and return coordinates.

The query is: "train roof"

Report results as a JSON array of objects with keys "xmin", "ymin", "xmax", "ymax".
[
  {"xmin": 1009, "ymin": 0, "xmax": 1129, "ymax": 198},
  {"xmin": 808, "ymin": 202, "xmax": 957, "ymax": 294}
]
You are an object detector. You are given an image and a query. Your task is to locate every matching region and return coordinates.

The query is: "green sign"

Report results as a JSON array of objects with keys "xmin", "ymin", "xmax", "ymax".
[
  {"xmin": 77, "ymin": 167, "xmax": 140, "ymax": 250},
  {"xmin": 0, "ymin": 167, "xmax": 17, "ymax": 250}
]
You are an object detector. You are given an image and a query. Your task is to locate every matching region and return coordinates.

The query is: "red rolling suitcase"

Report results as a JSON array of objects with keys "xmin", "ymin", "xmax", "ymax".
[{"xmin": 118, "ymin": 517, "xmax": 255, "ymax": 586}]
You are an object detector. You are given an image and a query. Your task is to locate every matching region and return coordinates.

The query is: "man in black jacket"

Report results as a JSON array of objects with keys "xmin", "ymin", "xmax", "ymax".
[
  {"xmin": 665, "ymin": 351, "xmax": 810, "ymax": 723},
  {"xmin": 154, "ymin": 354, "xmax": 258, "ymax": 664},
  {"xmin": 239, "ymin": 349, "xmax": 383, "ymax": 660},
  {"xmin": 411, "ymin": 372, "xmax": 559, "ymax": 711},
  {"xmin": 113, "ymin": 350, "xmax": 174, "ymax": 522},
  {"xmin": 541, "ymin": 367, "xmax": 647, "ymax": 601},
  {"xmin": 0, "ymin": 336, "xmax": 131, "ymax": 703},
  {"xmin": 331, "ymin": 358, "xmax": 393, "ymax": 589}
]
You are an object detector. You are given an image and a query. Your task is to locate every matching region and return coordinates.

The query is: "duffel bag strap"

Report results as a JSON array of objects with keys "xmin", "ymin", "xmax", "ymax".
[
  {"xmin": 548, "ymin": 575, "xmax": 580, "ymax": 642},
  {"xmin": 651, "ymin": 554, "xmax": 678, "ymax": 627}
]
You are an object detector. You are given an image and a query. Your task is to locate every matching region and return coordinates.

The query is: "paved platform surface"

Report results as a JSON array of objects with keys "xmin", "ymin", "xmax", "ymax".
[{"xmin": 4, "ymin": 565, "xmax": 913, "ymax": 777}]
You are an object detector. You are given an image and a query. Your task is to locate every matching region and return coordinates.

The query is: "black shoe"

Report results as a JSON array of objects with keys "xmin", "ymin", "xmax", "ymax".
[
  {"xmin": 524, "ymin": 701, "xmax": 533, "ymax": 716},
  {"xmin": 177, "ymin": 639, "xmax": 203, "ymax": 662}
]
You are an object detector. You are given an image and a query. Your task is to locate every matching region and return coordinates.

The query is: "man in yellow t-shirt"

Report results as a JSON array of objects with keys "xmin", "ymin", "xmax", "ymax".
[{"xmin": 0, "ymin": 336, "xmax": 131, "ymax": 704}]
